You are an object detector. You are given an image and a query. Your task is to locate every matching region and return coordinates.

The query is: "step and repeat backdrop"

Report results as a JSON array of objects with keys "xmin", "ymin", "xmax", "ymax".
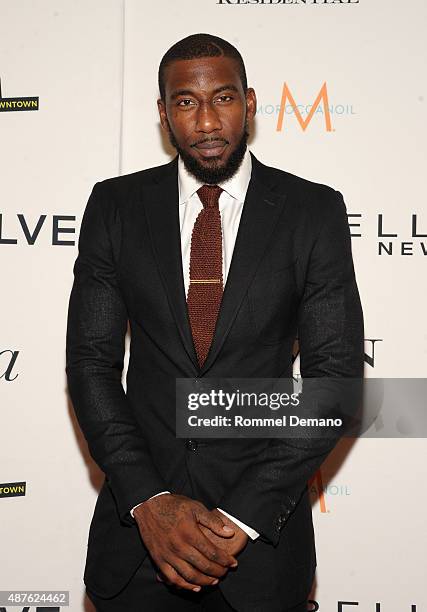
[{"xmin": 1, "ymin": 1, "xmax": 426, "ymax": 610}]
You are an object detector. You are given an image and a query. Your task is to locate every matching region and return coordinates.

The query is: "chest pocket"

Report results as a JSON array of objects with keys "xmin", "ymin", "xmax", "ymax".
[{"xmin": 247, "ymin": 261, "xmax": 298, "ymax": 345}]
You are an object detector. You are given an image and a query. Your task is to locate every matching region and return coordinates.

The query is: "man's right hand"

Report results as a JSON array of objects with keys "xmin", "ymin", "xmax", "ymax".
[{"xmin": 133, "ymin": 493, "xmax": 238, "ymax": 592}]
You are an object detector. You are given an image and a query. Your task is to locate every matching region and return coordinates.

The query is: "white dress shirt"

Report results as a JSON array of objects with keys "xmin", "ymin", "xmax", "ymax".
[{"xmin": 130, "ymin": 147, "xmax": 259, "ymax": 541}]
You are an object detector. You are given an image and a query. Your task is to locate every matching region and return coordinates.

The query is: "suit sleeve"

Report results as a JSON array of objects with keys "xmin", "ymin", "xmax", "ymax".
[
  {"xmin": 66, "ymin": 182, "xmax": 168, "ymax": 527},
  {"xmin": 216, "ymin": 189, "xmax": 365, "ymax": 546}
]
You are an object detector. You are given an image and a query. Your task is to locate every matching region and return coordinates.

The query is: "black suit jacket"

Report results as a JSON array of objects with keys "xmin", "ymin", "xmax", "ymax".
[{"xmin": 66, "ymin": 152, "xmax": 364, "ymax": 612}]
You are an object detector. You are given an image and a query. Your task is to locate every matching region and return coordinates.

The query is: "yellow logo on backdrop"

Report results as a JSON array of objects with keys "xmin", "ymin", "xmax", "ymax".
[
  {"xmin": 0, "ymin": 481, "xmax": 26, "ymax": 497},
  {"xmin": 276, "ymin": 82, "xmax": 332, "ymax": 132},
  {"xmin": 0, "ymin": 77, "xmax": 39, "ymax": 113}
]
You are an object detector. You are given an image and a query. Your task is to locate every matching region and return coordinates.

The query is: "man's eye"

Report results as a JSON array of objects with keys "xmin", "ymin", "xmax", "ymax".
[
  {"xmin": 216, "ymin": 95, "xmax": 233, "ymax": 103},
  {"xmin": 177, "ymin": 99, "xmax": 195, "ymax": 106}
]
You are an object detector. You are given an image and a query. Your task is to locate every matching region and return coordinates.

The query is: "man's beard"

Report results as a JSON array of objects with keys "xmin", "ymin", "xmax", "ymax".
[{"xmin": 168, "ymin": 124, "xmax": 249, "ymax": 184}]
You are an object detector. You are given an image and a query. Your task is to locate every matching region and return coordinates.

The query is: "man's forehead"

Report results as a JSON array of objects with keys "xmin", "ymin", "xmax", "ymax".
[{"xmin": 164, "ymin": 56, "xmax": 241, "ymax": 96}]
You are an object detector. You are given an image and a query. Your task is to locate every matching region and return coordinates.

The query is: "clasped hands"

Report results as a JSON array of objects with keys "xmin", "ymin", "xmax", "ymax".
[{"xmin": 134, "ymin": 493, "xmax": 248, "ymax": 592}]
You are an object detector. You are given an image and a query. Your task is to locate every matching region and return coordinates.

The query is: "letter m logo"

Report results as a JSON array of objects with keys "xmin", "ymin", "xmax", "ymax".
[{"xmin": 276, "ymin": 82, "xmax": 332, "ymax": 132}]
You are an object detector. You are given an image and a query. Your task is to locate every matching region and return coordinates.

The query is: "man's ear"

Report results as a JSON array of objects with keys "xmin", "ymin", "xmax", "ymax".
[
  {"xmin": 245, "ymin": 87, "xmax": 257, "ymax": 122},
  {"xmin": 157, "ymin": 98, "xmax": 170, "ymax": 133}
]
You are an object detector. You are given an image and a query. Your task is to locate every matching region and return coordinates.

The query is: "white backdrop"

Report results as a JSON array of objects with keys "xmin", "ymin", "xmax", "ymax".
[{"xmin": 1, "ymin": 1, "xmax": 426, "ymax": 610}]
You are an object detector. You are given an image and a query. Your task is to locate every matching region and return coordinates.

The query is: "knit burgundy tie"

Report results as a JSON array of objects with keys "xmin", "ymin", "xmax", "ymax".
[{"xmin": 187, "ymin": 184, "xmax": 224, "ymax": 368}]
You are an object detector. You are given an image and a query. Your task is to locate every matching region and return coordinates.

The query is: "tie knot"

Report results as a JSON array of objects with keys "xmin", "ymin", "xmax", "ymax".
[{"xmin": 197, "ymin": 184, "xmax": 223, "ymax": 209}]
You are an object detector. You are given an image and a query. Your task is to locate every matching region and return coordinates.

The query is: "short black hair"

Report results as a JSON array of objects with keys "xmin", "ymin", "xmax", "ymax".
[{"xmin": 158, "ymin": 33, "xmax": 248, "ymax": 100}]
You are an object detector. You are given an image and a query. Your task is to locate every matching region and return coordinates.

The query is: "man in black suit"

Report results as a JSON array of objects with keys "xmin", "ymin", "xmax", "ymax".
[{"xmin": 66, "ymin": 33, "xmax": 364, "ymax": 612}]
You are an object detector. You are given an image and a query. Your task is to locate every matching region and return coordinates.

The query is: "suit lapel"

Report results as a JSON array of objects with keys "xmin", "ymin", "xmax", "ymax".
[
  {"xmin": 142, "ymin": 152, "xmax": 289, "ymax": 375},
  {"xmin": 200, "ymin": 153, "xmax": 289, "ymax": 374},
  {"xmin": 143, "ymin": 157, "xmax": 200, "ymax": 371}
]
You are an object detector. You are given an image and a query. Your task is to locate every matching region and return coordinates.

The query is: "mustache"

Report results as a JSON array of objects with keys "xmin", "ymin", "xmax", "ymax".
[{"xmin": 190, "ymin": 137, "xmax": 229, "ymax": 147}]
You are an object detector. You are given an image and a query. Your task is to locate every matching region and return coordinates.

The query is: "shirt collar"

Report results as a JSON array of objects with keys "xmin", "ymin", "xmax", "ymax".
[{"xmin": 178, "ymin": 146, "xmax": 252, "ymax": 205}]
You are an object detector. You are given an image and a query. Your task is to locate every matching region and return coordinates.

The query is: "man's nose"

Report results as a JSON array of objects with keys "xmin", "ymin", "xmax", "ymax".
[{"xmin": 195, "ymin": 102, "xmax": 222, "ymax": 133}]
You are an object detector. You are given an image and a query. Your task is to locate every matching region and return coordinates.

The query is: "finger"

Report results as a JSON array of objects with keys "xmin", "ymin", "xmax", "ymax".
[
  {"xmin": 157, "ymin": 570, "xmax": 182, "ymax": 590},
  {"xmin": 177, "ymin": 544, "xmax": 229, "ymax": 578},
  {"xmin": 168, "ymin": 556, "xmax": 220, "ymax": 588},
  {"xmin": 195, "ymin": 510, "xmax": 235, "ymax": 538},
  {"xmin": 188, "ymin": 528, "xmax": 238, "ymax": 568},
  {"xmin": 159, "ymin": 562, "xmax": 204, "ymax": 592}
]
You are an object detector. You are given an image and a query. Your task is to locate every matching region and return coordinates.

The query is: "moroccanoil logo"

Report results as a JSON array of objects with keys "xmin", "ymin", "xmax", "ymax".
[
  {"xmin": 0, "ymin": 481, "xmax": 26, "ymax": 498},
  {"xmin": 309, "ymin": 469, "xmax": 350, "ymax": 513},
  {"xmin": 276, "ymin": 82, "xmax": 332, "ymax": 132},
  {"xmin": 0, "ymin": 77, "xmax": 39, "ymax": 113}
]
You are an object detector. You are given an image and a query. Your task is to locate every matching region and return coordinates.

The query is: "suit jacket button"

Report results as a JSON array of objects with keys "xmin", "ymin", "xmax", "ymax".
[{"xmin": 186, "ymin": 439, "xmax": 198, "ymax": 451}]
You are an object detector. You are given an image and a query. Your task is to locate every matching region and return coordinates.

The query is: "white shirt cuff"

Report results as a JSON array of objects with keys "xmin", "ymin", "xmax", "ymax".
[
  {"xmin": 130, "ymin": 491, "xmax": 171, "ymax": 518},
  {"xmin": 216, "ymin": 507, "xmax": 260, "ymax": 540}
]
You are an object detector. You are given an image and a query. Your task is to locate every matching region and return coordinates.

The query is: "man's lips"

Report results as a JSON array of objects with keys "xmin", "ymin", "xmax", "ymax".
[{"xmin": 193, "ymin": 140, "xmax": 228, "ymax": 158}]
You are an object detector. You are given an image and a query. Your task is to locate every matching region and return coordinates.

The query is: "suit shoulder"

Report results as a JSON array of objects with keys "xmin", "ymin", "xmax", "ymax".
[
  {"xmin": 259, "ymin": 158, "xmax": 340, "ymax": 199},
  {"xmin": 257, "ymin": 158, "xmax": 347, "ymax": 231},
  {"xmin": 93, "ymin": 157, "xmax": 176, "ymax": 200},
  {"xmin": 83, "ymin": 158, "xmax": 176, "ymax": 224}
]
